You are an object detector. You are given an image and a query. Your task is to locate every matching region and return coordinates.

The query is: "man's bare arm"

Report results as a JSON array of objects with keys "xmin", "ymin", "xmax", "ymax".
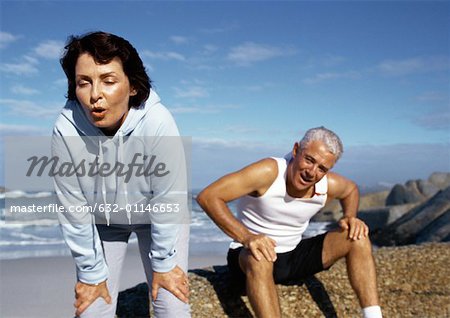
[
  {"xmin": 327, "ymin": 172, "xmax": 368, "ymax": 240},
  {"xmin": 197, "ymin": 158, "xmax": 278, "ymax": 261}
]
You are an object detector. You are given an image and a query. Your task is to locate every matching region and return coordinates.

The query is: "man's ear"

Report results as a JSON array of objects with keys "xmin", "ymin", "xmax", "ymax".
[
  {"xmin": 130, "ymin": 88, "xmax": 137, "ymax": 96},
  {"xmin": 292, "ymin": 142, "xmax": 299, "ymax": 157}
]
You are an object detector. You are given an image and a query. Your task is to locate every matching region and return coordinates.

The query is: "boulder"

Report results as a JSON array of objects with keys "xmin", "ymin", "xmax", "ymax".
[
  {"xmin": 385, "ymin": 173, "xmax": 450, "ymax": 206},
  {"xmin": 313, "ymin": 190, "xmax": 389, "ymax": 222},
  {"xmin": 428, "ymin": 172, "xmax": 450, "ymax": 190},
  {"xmin": 417, "ymin": 179, "xmax": 440, "ymax": 197},
  {"xmin": 372, "ymin": 186, "xmax": 450, "ymax": 246},
  {"xmin": 357, "ymin": 202, "xmax": 418, "ymax": 231}
]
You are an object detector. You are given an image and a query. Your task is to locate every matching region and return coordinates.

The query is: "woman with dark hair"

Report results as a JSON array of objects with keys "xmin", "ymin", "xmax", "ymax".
[{"xmin": 53, "ymin": 31, "xmax": 190, "ymax": 317}]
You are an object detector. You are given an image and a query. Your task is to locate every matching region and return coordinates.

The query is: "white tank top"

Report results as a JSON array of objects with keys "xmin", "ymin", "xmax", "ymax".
[{"xmin": 230, "ymin": 157, "xmax": 328, "ymax": 253}]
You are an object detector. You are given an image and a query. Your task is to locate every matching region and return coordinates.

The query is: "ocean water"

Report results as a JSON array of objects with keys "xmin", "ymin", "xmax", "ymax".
[{"xmin": 0, "ymin": 191, "xmax": 331, "ymax": 260}]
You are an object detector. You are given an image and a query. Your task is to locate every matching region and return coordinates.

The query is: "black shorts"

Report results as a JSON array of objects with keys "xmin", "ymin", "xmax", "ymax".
[
  {"xmin": 227, "ymin": 233, "xmax": 329, "ymax": 285},
  {"xmin": 96, "ymin": 224, "xmax": 151, "ymax": 242}
]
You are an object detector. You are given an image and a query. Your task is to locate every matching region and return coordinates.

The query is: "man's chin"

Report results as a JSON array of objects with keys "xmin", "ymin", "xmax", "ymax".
[{"xmin": 296, "ymin": 182, "xmax": 311, "ymax": 191}]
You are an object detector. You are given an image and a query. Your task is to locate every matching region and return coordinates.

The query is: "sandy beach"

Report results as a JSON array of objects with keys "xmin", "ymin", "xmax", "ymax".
[{"xmin": 0, "ymin": 242, "xmax": 227, "ymax": 318}]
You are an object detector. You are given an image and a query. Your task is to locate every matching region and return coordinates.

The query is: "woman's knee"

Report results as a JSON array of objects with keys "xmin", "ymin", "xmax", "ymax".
[{"xmin": 152, "ymin": 288, "xmax": 191, "ymax": 318}]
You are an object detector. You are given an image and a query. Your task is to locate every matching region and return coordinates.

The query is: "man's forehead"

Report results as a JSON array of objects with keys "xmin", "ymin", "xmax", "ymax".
[{"xmin": 300, "ymin": 141, "xmax": 337, "ymax": 165}]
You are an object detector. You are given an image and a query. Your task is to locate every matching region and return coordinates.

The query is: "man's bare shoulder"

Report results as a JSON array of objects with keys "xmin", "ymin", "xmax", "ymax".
[
  {"xmin": 243, "ymin": 158, "xmax": 279, "ymax": 196},
  {"xmin": 326, "ymin": 171, "xmax": 357, "ymax": 199}
]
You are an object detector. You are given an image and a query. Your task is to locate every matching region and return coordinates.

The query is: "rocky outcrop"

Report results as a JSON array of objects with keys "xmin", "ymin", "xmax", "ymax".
[
  {"xmin": 385, "ymin": 172, "xmax": 450, "ymax": 206},
  {"xmin": 429, "ymin": 172, "xmax": 450, "ymax": 189},
  {"xmin": 372, "ymin": 186, "xmax": 450, "ymax": 246},
  {"xmin": 356, "ymin": 202, "xmax": 418, "ymax": 231},
  {"xmin": 314, "ymin": 173, "xmax": 450, "ymax": 235},
  {"xmin": 116, "ymin": 243, "xmax": 450, "ymax": 318},
  {"xmin": 312, "ymin": 190, "xmax": 389, "ymax": 222}
]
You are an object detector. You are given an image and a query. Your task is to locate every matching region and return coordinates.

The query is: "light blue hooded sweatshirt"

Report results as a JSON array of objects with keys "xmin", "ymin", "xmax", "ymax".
[{"xmin": 52, "ymin": 90, "xmax": 188, "ymax": 284}]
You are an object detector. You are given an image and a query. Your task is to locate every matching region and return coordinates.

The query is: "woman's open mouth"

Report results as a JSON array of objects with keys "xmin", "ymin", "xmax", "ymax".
[{"xmin": 91, "ymin": 107, "xmax": 107, "ymax": 120}]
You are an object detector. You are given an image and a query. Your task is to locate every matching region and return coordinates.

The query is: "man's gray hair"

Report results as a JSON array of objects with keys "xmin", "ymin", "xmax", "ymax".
[{"xmin": 299, "ymin": 126, "xmax": 344, "ymax": 161}]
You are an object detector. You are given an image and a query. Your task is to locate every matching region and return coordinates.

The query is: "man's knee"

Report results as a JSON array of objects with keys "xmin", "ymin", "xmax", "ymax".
[
  {"xmin": 324, "ymin": 230, "xmax": 374, "ymax": 266},
  {"xmin": 341, "ymin": 231, "xmax": 373, "ymax": 258},
  {"xmin": 239, "ymin": 249, "xmax": 274, "ymax": 278}
]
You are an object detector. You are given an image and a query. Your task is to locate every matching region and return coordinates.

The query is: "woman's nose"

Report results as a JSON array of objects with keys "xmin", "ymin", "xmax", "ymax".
[{"xmin": 90, "ymin": 82, "xmax": 101, "ymax": 102}]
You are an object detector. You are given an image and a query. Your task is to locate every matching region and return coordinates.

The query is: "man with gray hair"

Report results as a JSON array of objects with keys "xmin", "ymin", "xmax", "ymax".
[{"xmin": 197, "ymin": 127, "xmax": 382, "ymax": 318}]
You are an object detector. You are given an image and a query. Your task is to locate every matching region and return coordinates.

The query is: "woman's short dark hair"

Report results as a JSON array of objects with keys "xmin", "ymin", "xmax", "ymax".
[{"xmin": 60, "ymin": 31, "xmax": 151, "ymax": 108}]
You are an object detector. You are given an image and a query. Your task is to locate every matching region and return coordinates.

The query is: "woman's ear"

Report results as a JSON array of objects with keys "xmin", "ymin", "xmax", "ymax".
[{"xmin": 130, "ymin": 88, "xmax": 137, "ymax": 96}]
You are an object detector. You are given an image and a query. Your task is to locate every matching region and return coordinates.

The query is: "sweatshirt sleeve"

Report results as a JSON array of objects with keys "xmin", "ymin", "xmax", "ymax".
[
  {"xmin": 52, "ymin": 127, "xmax": 108, "ymax": 284},
  {"xmin": 144, "ymin": 105, "xmax": 189, "ymax": 273}
]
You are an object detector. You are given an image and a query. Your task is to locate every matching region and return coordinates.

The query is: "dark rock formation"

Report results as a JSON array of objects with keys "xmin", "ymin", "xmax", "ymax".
[
  {"xmin": 357, "ymin": 202, "xmax": 418, "ymax": 231},
  {"xmin": 313, "ymin": 190, "xmax": 389, "ymax": 222},
  {"xmin": 372, "ymin": 186, "xmax": 450, "ymax": 246},
  {"xmin": 385, "ymin": 172, "xmax": 450, "ymax": 206},
  {"xmin": 429, "ymin": 172, "xmax": 450, "ymax": 189}
]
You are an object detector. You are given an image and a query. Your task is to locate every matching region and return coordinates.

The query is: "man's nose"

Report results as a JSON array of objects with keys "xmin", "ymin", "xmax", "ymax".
[{"xmin": 307, "ymin": 165, "xmax": 318, "ymax": 177}]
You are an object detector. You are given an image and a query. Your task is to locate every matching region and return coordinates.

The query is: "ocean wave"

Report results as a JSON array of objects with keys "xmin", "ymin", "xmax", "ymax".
[
  {"xmin": 190, "ymin": 235, "xmax": 231, "ymax": 243},
  {"xmin": 0, "ymin": 219, "xmax": 59, "ymax": 228},
  {"xmin": 0, "ymin": 239, "xmax": 65, "ymax": 246},
  {"xmin": 0, "ymin": 190, "xmax": 54, "ymax": 199}
]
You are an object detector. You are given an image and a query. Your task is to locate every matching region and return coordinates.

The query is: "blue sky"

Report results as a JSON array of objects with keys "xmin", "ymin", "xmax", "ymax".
[{"xmin": 1, "ymin": 1, "xmax": 449, "ymax": 190}]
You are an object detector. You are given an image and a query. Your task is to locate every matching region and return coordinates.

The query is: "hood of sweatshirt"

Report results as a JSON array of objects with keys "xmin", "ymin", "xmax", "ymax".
[{"xmin": 54, "ymin": 90, "xmax": 163, "ymax": 225}]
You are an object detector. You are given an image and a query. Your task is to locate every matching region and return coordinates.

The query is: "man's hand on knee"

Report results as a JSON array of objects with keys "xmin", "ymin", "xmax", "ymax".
[
  {"xmin": 152, "ymin": 265, "xmax": 189, "ymax": 304},
  {"xmin": 338, "ymin": 216, "xmax": 369, "ymax": 240},
  {"xmin": 242, "ymin": 233, "xmax": 277, "ymax": 262}
]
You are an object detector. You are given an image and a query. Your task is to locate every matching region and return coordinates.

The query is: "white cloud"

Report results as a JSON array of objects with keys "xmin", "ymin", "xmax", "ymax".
[
  {"xmin": 34, "ymin": 40, "xmax": 64, "ymax": 59},
  {"xmin": 377, "ymin": 56, "xmax": 450, "ymax": 76},
  {"xmin": 23, "ymin": 55, "xmax": 39, "ymax": 65},
  {"xmin": 0, "ymin": 31, "xmax": 20, "ymax": 49},
  {"xmin": 303, "ymin": 71, "xmax": 361, "ymax": 84},
  {"xmin": 415, "ymin": 91, "xmax": 448, "ymax": 103},
  {"xmin": 224, "ymin": 125, "xmax": 260, "ymax": 134},
  {"xmin": 170, "ymin": 35, "xmax": 189, "ymax": 45},
  {"xmin": 202, "ymin": 44, "xmax": 218, "ymax": 54},
  {"xmin": 306, "ymin": 54, "xmax": 346, "ymax": 68},
  {"xmin": 170, "ymin": 106, "xmax": 211, "ymax": 114},
  {"xmin": 227, "ymin": 42, "xmax": 296, "ymax": 66},
  {"xmin": 54, "ymin": 78, "xmax": 68, "ymax": 87},
  {"xmin": 142, "ymin": 50, "xmax": 186, "ymax": 61},
  {"xmin": 169, "ymin": 103, "xmax": 238, "ymax": 114},
  {"xmin": 174, "ymin": 86, "xmax": 209, "ymax": 98},
  {"xmin": 0, "ymin": 62, "xmax": 39, "ymax": 75},
  {"xmin": 0, "ymin": 99, "xmax": 62, "ymax": 118},
  {"xmin": 244, "ymin": 82, "xmax": 277, "ymax": 92},
  {"xmin": 413, "ymin": 107, "xmax": 450, "ymax": 131},
  {"xmin": 199, "ymin": 23, "xmax": 239, "ymax": 35},
  {"xmin": 11, "ymin": 85, "xmax": 40, "ymax": 95}
]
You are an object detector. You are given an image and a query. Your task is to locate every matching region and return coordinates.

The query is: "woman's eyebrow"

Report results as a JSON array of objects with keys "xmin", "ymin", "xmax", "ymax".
[
  {"xmin": 75, "ymin": 72, "xmax": 119, "ymax": 79},
  {"xmin": 99, "ymin": 72, "xmax": 118, "ymax": 78}
]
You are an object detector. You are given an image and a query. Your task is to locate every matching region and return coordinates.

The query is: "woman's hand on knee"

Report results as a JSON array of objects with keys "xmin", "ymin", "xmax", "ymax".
[
  {"xmin": 74, "ymin": 280, "xmax": 111, "ymax": 317},
  {"xmin": 152, "ymin": 265, "xmax": 189, "ymax": 304}
]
